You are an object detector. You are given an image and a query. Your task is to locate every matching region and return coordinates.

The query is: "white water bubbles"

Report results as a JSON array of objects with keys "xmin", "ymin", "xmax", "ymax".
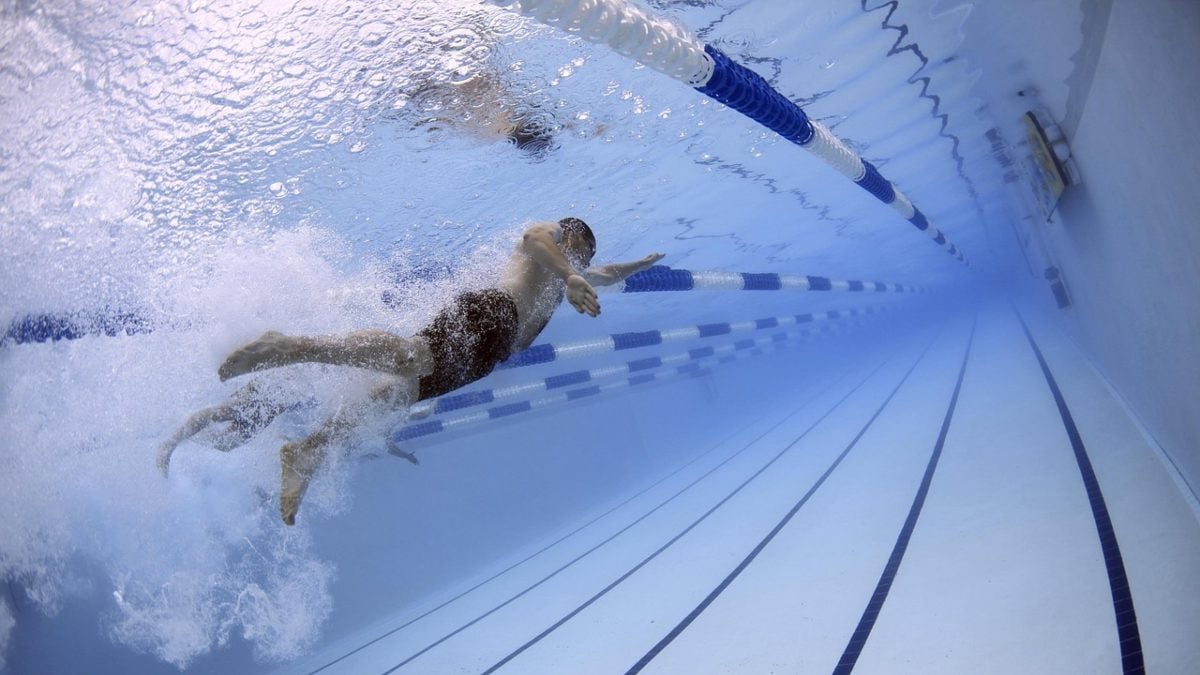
[{"xmin": 0, "ymin": 217, "xmax": 439, "ymax": 669}]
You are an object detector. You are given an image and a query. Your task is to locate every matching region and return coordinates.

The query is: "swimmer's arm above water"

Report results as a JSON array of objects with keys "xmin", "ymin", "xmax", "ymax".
[
  {"xmin": 521, "ymin": 222, "xmax": 600, "ymax": 316},
  {"xmin": 582, "ymin": 252, "xmax": 666, "ymax": 287}
]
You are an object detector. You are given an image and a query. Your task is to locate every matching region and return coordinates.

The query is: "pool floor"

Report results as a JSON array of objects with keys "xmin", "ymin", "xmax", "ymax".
[{"xmin": 276, "ymin": 306, "xmax": 1200, "ymax": 674}]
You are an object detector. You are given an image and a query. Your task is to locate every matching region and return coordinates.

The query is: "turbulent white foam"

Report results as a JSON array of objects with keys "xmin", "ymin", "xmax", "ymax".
[{"xmin": 0, "ymin": 220, "xmax": 516, "ymax": 668}]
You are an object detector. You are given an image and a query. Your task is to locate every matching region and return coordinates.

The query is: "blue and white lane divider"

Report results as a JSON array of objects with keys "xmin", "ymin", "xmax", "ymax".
[
  {"xmin": 496, "ymin": 304, "xmax": 897, "ymax": 371},
  {"xmin": 487, "ymin": 0, "xmax": 968, "ymax": 265},
  {"xmin": 2, "ymin": 309, "xmax": 153, "ymax": 346},
  {"xmin": 607, "ymin": 266, "xmax": 923, "ymax": 294},
  {"xmin": 391, "ymin": 337, "xmax": 791, "ymax": 448},
  {"xmin": 413, "ymin": 322, "xmax": 845, "ymax": 419},
  {"xmin": 5, "ymin": 270, "xmax": 917, "ymax": 347}
]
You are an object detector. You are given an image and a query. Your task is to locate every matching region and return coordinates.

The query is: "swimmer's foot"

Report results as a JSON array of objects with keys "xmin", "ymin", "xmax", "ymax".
[
  {"xmin": 389, "ymin": 446, "xmax": 420, "ymax": 465},
  {"xmin": 219, "ymin": 331, "xmax": 292, "ymax": 381},
  {"xmin": 279, "ymin": 437, "xmax": 327, "ymax": 526}
]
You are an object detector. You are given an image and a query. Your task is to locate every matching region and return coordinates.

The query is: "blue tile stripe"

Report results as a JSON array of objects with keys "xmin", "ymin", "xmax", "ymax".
[
  {"xmin": 476, "ymin": 349, "xmax": 912, "ymax": 675},
  {"xmin": 1016, "ymin": 311, "xmax": 1144, "ymax": 674},
  {"xmin": 325, "ymin": 392, "xmax": 814, "ymax": 675},
  {"xmin": 380, "ymin": 358, "xmax": 881, "ymax": 675},
  {"xmin": 833, "ymin": 318, "xmax": 976, "ymax": 674},
  {"xmin": 625, "ymin": 336, "xmax": 937, "ymax": 675}
]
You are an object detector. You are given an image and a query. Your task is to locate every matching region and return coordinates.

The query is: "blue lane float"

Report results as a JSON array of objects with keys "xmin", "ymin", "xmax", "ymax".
[
  {"xmin": 389, "ymin": 336, "xmax": 798, "ymax": 449},
  {"xmin": 5, "ymin": 267, "xmax": 916, "ymax": 347},
  {"xmin": 611, "ymin": 266, "xmax": 923, "ymax": 294},
  {"xmin": 411, "ymin": 320, "xmax": 856, "ymax": 420},
  {"xmin": 487, "ymin": 0, "xmax": 969, "ymax": 265},
  {"xmin": 1, "ymin": 309, "xmax": 153, "ymax": 347},
  {"xmin": 496, "ymin": 304, "xmax": 898, "ymax": 371},
  {"xmin": 390, "ymin": 361, "xmax": 714, "ymax": 448}
]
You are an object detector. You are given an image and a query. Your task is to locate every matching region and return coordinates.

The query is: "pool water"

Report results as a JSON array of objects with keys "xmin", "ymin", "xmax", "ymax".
[{"xmin": 1, "ymin": 1, "xmax": 1197, "ymax": 673}]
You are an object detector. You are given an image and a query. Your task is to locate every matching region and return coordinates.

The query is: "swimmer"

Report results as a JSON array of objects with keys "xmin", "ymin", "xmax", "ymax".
[
  {"xmin": 156, "ymin": 381, "xmax": 300, "ymax": 478},
  {"xmin": 407, "ymin": 72, "xmax": 604, "ymax": 158},
  {"xmin": 380, "ymin": 8, "xmax": 607, "ymax": 158},
  {"xmin": 204, "ymin": 218, "xmax": 664, "ymax": 525}
]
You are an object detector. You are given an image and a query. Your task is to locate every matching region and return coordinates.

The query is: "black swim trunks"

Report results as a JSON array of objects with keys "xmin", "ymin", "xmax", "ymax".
[{"xmin": 416, "ymin": 288, "xmax": 520, "ymax": 400}]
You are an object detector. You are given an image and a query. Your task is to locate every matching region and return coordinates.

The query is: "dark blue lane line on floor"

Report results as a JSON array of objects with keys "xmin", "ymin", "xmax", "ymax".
[
  {"xmin": 310, "ymin": 384, "xmax": 822, "ymax": 675},
  {"xmin": 1015, "ymin": 310, "xmax": 1145, "ymax": 675},
  {"xmin": 832, "ymin": 316, "xmax": 976, "ymax": 674},
  {"xmin": 625, "ymin": 331, "xmax": 940, "ymax": 675},
  {"xmin": 377, "ymin": 361, "xmax": 874, "ymax": 674},
  {"xmin": 480, "ymin": 340, "xmax": 922, "ymax": 675}
]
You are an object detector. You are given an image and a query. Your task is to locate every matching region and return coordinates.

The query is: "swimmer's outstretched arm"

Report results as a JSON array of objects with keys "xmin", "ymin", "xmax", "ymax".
[{"xmin": 583, "ymin": 252, "xmax": 666, "ymax": 287}]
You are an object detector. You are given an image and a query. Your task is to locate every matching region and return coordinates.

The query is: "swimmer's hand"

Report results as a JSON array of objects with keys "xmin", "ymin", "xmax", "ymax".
[
  {"xmin": 636, "ymin": 252, "xmax": 666, "ymax": 270},
  {"xmin": 567, "ymin": 273, "xmax": 600, "ymax": 317},
  {"xmin": 582, "ymin": 252, "xmax": 667, "ymax": 288}
]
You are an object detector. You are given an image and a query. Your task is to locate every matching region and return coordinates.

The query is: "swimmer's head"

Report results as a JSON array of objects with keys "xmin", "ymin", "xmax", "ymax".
[
  {"xmin": 508, "ymin": 110, "xmax": 558, "ymax": 159},
  {"xmin": 559, "ymin": 217, "xmax": 596, "ymax": 269}
]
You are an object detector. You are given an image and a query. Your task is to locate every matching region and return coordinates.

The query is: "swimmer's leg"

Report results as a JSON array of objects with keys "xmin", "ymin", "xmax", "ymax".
[
  {"xmin": 157, "ymin": 404, "xmax": 237, "ymax": 477},
  {"xmin": 219, "ymin": 330, "xmax": 433, "ymax": 381},
  {"xmin": 158, "ymin": 382, "xmax": 291, "ymax": 475},
  {"xmin": 209, "ymin": 382, "xmax": 297, "ymax": 451},
  {"xmin": 279, "ymin": 377, "xmax": 418, "ymax": 526}
]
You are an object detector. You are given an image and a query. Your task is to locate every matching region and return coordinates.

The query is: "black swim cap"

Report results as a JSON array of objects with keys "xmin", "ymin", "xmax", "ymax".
[{"xmin": 558, "ymin": 217, "xmax": 595, "ymax": 256}]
